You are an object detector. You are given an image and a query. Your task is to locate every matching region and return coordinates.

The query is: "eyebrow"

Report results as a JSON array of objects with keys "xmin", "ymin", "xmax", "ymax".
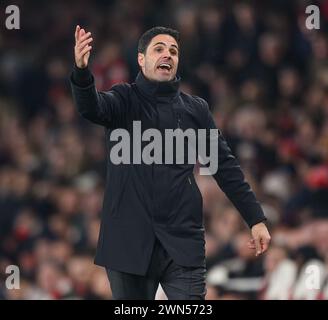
[{"xmin": 152, "ymin": 42, "xmax": 179, "ymax": 50}]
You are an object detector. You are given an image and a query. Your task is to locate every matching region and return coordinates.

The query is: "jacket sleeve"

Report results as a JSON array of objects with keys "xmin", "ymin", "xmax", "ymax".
[
  {"xmin": 70, "ymin": 64, "xmax": 124, "ymax": 127},
  {"xmin": 199, "ymin": 98, "xmax": 267, "ymax": 228}
]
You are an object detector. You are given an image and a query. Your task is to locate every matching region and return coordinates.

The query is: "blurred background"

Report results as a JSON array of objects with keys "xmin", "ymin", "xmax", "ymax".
[{"xmin": 1, "ymin": 0, "xmax": 328, "ymax": 300}]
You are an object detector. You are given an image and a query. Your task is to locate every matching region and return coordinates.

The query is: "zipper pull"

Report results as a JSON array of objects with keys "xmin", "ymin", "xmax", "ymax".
[{"xmin": 188, "ymin": 177, "xmax": 192, "ymax": 185}]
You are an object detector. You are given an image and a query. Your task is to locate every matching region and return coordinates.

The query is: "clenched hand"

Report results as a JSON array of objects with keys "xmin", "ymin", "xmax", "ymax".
[
  {"xmin": 247, "ymin": 222, "xmax": 271, "ymax": 256},
  {"xmin": 74, "ymin": 25, "xmax": 93, "ymax": 68}
]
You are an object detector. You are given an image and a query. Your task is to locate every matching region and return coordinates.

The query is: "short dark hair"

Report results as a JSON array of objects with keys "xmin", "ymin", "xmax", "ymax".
[{"xmin": 138, "ymin": 26, "xmax": 180, "ymax": 54}]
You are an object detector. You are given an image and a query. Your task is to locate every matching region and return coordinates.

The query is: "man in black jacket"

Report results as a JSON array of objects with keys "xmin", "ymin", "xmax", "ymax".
[{"xmin": 71, "ymin": 25, "xmax": 271, "ymax": 300}]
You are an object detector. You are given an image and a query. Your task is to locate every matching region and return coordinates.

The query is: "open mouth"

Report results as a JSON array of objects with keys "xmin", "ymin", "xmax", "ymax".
[{"xmin": 157, "ymin": 63, "xmax": 172, "ymax": 72}]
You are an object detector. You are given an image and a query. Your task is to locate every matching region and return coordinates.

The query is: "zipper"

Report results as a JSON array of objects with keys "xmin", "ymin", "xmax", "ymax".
[{"xmin": 188, "ymin": 177, "xmax": 192, "ymax": 185}]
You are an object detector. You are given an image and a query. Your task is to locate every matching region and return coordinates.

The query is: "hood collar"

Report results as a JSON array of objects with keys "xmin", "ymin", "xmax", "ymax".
[{"xmin": 135, "ymin": 71, "xmax": 180, "ymax": 97}]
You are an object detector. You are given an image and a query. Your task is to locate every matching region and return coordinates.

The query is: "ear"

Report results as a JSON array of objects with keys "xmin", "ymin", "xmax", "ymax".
[{"xmin": 138, "ymin": 53, "xmax": 145, "ymax": 69}]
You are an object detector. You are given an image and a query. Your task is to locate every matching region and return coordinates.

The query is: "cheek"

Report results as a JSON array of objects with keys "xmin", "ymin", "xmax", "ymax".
[
  {"xmin": 145, "ymin": 58, "xmax": 155, "ymax": 70},
  {"xmin": 151, "ymin": 58, "xmax": 158, "ymax": 69},
  {"xmin": 174, "ymin": 58, "xmax": 179, "ymax": 69}
]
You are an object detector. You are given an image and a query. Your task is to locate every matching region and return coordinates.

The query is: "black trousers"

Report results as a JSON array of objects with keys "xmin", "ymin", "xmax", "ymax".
[{"xmin": 106, "ymin": 238, "xmax": 206, "ymax": 300}]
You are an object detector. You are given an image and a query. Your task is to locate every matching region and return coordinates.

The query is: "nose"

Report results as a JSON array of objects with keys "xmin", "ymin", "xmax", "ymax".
[{"xmin": 162, "ymin": 48, "xmax": 173, "ymax": 59}]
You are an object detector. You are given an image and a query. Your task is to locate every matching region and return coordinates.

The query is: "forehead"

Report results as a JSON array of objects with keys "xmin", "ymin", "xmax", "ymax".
[{"xmin": 149, "ymin": 34, "xmax": 178, "ymax": 48}]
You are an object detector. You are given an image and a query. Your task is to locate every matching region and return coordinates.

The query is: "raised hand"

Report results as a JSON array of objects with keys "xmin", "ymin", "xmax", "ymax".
[{"xmin": 74, "ymin": 25, "xmax": 93, "ymax": 68}]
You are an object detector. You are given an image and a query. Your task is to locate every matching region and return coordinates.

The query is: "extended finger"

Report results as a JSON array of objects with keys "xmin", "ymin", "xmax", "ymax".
[
  {"xmin": 78, "ymin": 45, "xmax": 92, "ymax": 57},
  {"xmin": 254, "ymin": 238, "xmax": 261, "ymax": 256},
  {"xmin": 77, "ymin": 31, "xmax": 92, "ymax": 45},
  {"xmin": 261, "ymin": 238, "xmax": 270, "ymax": 253},
  {"xmin": 79, "ymin": 28, "xmax": 86, "ymax": 39},
  {"xmin": 75, "ymin": 25, "xmax": 80, "ymax": 41},
  {"xmin": 77, "ymin": 37, "xmax": 93, "ymax": 50}
]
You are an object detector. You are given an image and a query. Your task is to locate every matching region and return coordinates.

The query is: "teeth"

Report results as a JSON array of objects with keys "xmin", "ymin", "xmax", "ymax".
[{"xmin": 159, "ymin": 63, "xmax": 171, "ymax": 69}]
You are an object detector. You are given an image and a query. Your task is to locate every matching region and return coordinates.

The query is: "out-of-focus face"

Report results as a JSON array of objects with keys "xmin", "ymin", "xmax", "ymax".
[{"xmin": 138, "ymin": 34, "xmax": 179, "ymax": 82}]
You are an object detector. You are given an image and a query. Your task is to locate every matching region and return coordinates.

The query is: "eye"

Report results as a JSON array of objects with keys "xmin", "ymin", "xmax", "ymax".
[
  {"xmin": 155, "ymin": 47, "xmax": 163, "ymax": 52},
  {"xmin": 170, "ymin": 49, "xmax": 177, "ymax": 56}
]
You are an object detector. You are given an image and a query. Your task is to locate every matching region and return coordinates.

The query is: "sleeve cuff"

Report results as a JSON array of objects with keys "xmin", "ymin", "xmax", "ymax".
[{"xmin": 71, "ymin": 64, "xmax": 93, "ymax": 87}]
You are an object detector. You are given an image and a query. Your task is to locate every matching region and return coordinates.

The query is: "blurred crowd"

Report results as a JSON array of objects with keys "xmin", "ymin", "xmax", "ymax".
[{"xmin": 1, "ymin": 0, "xmax": 328, "ymax": 299}]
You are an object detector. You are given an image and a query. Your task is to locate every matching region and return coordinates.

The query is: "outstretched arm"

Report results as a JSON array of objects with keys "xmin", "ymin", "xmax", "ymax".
[{"xmin": 70, "ymin": 26, "xmax": 123, "ymax": 127}]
